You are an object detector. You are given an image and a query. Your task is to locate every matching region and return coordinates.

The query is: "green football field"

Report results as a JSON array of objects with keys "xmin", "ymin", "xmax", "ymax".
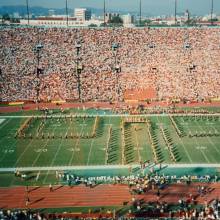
[{"xmin": 1, "ymin": 113, "xmax": 220, "ymax": 168}]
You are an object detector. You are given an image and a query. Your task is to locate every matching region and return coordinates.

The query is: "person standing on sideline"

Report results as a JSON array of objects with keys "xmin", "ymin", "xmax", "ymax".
[
  {"xmin": 49, "ymin": 183, "xmax": 53, "ymax": 192},
  {"xmin": 157, "ymin": 188, "xmax": 160, "ymax": 201}
]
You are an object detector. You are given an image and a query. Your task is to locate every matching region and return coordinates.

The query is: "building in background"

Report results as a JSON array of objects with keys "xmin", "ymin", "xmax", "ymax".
[
  {"xmin": 104, "ymin": 13, "xmax": 120, "ymax": 23},
  {"xmin": 74, "ymin": 8, "xmax": 91, "ymax": 21},
  {"xmin": 20, "ymin": 16, "xmax": 102, "ymax": 27},
  {"xmin": 184, "ymin": 9, "xmax": 190, "ymax": 22},
  {"xmin": 122, "ymin": 14, "xmax": 134, "ymax": 27}
]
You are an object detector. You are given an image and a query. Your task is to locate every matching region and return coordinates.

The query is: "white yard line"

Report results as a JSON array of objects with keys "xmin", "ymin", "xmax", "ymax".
[
  {"xmin": 42, "ymin": 119, "xmax": 74, "ymax": 183},
  {"xmin": 32, "ymin": 119, "xmax": 59, "ymax": 167},
  {"xmin": 143, "ymin": 125, "xmax": 152, "ymax": 160},
  {"xmin": 14, "ymin": 138, "xmax": 35, "ymax": 167},
  {"xmin": 105, "ymin": 125, "xmax": 112, "ymax": 165},
  {"xmin": 86, "ymin": 139, "xmax": 95, "ymax": 165},
  {"xmin": 68, "ymin": 125, "xmax": 84, "ymax": 166},
  {"xmin": 0, "ymin": 119, "xmax": 5, "ymax": 124},
  {"xmin": 31, "ymin": 139, "xmax": 50, "ymax": 167},
  {"xmin": 0, "ymin": 118, "xmax": 11, "ymax": 130},
  {"xmin": 195, "ymin": 121, "xmax": 220, "ymax": 161},
  {"xmin": 187, "ymin": 126, "xmax": 211, "ymax": 163},
  {"xmin": 168, "ymin": 117, "xmax": 193, "ymax": 163},
  {"xmin": 133, "ymin": 125, "xmax": 141, "ymax": 162}
]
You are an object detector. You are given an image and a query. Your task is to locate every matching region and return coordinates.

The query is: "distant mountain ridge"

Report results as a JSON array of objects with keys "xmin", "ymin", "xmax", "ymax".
[{"xmin": 0, "ymin": 5, "xmax": 142, "ymax": 17}]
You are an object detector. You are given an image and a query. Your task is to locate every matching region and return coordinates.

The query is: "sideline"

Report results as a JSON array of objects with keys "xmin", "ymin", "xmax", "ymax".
[
  {"xmin": 1, "ymin": 163, "xmax": 220, "ymax": 172},
  {"xmin": 1, "ymin": 113, "xmax": 220, "ymax": 118}
]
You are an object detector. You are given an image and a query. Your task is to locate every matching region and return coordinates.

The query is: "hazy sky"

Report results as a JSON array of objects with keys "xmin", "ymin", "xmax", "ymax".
[{"xmin": 0, "ymin": 0, "xmax": 220, "ymax": 15}]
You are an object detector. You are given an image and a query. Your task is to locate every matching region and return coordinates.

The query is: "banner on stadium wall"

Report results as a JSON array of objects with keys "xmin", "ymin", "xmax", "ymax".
[
  {"xmin": 211, "ymin": 98, "xmax": 220, "ymax": 102},
  {"xmin": 125, "ymin": 99, "xmax": 139, "ymax": 103},
  {"xmin": 51, "ymin": 100, "xmax": 66, "ymax": 104},
  {"xmin": 9, "ymin": 102, "xmax": 24, "ymax": 106},
  {"xmin": 171, "ymin": 98, "xmax": 181, "ymax": 103}
]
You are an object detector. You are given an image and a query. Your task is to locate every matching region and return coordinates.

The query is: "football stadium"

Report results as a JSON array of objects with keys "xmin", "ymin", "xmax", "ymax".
[{"xmin": 1, "ymin": 0, "xmax": 220, "ymax": 219}]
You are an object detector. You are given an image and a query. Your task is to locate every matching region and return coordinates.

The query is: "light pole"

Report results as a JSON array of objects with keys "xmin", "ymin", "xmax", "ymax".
[
  {"xmin": 139, "ymin": 0, "xmax": 142, "ymax": 27},
  {"xmin": 33, "ymin": 41, "xmax": 44, "ymax": 102},
  {"xmin": 26, "ymin": 0, "xmax": 30, "ymax": 25},
  {"xmin": 175, "ymin": 0, "xmax": 177, "ymax": 25},
  {"xmin": 104, "ymin": 0, "xmax": 106, "ymax": 27},
  {"xmin": 211, "ymin": 0, "xmax": 214, "ymax": 26},
  {"xmin": 75, "ymin": 42, "xmax": 83, "ymax": 102},
  {"xmin": 112, "ymin": 43, "xmax": 121, "ymax": 101},
  {"xmin": 65, "ymin": 0, "xmax": 69, "ymax": 27}
]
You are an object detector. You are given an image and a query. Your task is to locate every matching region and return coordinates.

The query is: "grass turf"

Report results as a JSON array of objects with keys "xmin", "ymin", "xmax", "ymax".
[{"xmin": 1, "ymin": 114, "xmax": 220, "ymax": 169}]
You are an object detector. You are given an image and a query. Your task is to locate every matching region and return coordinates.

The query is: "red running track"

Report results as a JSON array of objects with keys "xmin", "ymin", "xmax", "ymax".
[{"xmin": 0, "ymin": 183, "xmax": 220, "ymax": 209}]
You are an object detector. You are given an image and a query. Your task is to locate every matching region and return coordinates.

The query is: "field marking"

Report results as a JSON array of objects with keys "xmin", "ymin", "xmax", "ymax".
[
  {"xmin": 105, "ymin": 116, "xmax": 113, "ymax": 165},
  {"xmin": 68, "ymin": 125, "xmax": 84, "ymax": 166},
  {"xmin": 31, "ymin": 121, "xmax": 59, "ymax": 167},
  {"xmin": 0, "ymin": 118, "xmax": 11, "ymax": 131},
  {"xmin": 142, "ymin": 125, "xmax": 153, "ymax": 161},
  {"xmin": 108, "ymin": 116, "xmax": 111, "ymax": 124},
  {"xmin": 0, "ymin": 119, "xmax": 5, "ymax": 125},
  {"xmin": 167, "ymin": 116, "xmax": 193, "ymax": 163},
  {"xmin": 186, "ymin": 126, "xmax": 211, "ymax": 163},
  {"xmin": 86, "ymin": 139, "xmax": 95, "ymax": 165},
  {"xmin": 195, "ymin": 121, "xmax": 220, "ymax": 162},
  {"xmin": 0, "ymin": 146, "xmax": 16, "ymax": 166},
  {"xmin": 31, "ymin": 139, "xmax": 50, "ymax": 167},
  {"xmin": 2, "ymin": 163, "xmax": 220, "ymax": 172},
  {"xmin": 1, "ymin": 114, "xmax": 220, "ymax": 169},
  {"xmin": 156, "ymin": 116, "xmax": 170, "ymax": 159},
  {"xmin": 42, "ymin": 122, "xmax": 71, "ymax": 184},
  {"xmin": 14, "ymin": 138, "xmax": 36, "ymax": 167},
  {"xmin": 0, "ymin": 118, "xmax": 21, "ymax": 162},
  {"xmin": 105, "ymin": 125, "xmax": 112, "ymax": 165},
  {"xmin": 133, "ymin": 125, "xmax": 141, "ymax": 162}
]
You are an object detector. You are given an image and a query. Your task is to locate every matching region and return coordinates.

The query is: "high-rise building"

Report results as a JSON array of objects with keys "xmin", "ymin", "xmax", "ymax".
[
  {"xmin": 74, "ymin": 8, "xmax": 91, "ymax": 21},
  {"xmin": 185, "ymin": 9, "xmax": 190, "ymax": 22},
  {"xmin": 122, "ymin": 14, "xmax": 134, "ymax": 25},
  {"xmin": 104, "ymin": 13, "xmax": 120, "ymax": 23}
]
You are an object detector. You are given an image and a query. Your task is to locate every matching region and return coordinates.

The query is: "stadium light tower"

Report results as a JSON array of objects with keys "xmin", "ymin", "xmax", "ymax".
[
  {"xmin": 211, "ymin": 0, "xmax": 214, "ymax": 26},
  {"xmin": 65, "ymin": 0, "xmax": 69, "ymax": 27},
  {"xmin": 139, "ymin": 0, "xmax": 142, "ymax": 26},
  {"xmin": 174, "ymin": 0, "xmax": 177, "ymax": 25},
  {"xmin": 75, "ymin": 42, "xmax": 83, "ymax": 102},
  {"xmin": 33, "ymin": 35, "xmax": 44, "ymax": 102},
  {"xmin": 103, "ymin": 0, "xmax": 106, "ymax": 27},
  {"xmin": 112, "ymin": 43, "xmax": 121, "ymax": 101},
  {"xmin": 26, "ymin": 0, "xmax": 30, "ymax": 25}
]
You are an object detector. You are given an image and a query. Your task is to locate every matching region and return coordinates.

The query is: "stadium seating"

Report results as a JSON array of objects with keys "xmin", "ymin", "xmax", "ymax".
[{"xmin": 1, "ymin": 27, "xmax": 220, "ymax": 102}]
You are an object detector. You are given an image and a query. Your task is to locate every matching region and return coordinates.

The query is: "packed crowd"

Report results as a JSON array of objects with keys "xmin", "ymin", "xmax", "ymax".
[
  {"xmin": 1, "ymin": 27, "xmax": 220, "ymax": 102},
  {"xmin": 0, "ymin": 209, "xmax": 47, "ymax": 220},
  {"xmin": 61, "ymin": 169, "xmax": 217, "ymax": 187}
]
